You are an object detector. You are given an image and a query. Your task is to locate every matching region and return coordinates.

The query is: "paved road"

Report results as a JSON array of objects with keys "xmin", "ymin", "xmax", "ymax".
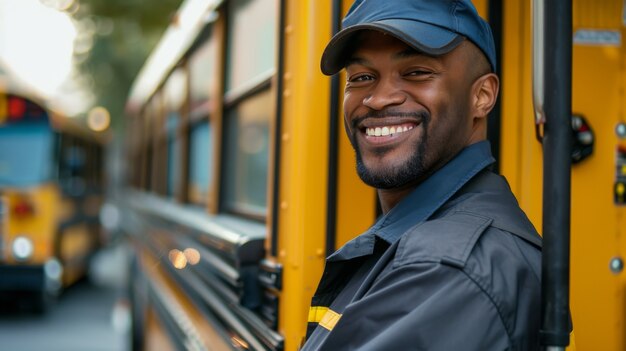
[{"xmin": 0, "ymin": 247, "xmax": 130, "ymax": 351}]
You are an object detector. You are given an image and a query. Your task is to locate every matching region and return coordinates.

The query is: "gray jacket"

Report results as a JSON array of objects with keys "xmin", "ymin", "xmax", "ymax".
[{"xmin": 302, "ymin": 143, "xmax": 541, "ymax": 351}]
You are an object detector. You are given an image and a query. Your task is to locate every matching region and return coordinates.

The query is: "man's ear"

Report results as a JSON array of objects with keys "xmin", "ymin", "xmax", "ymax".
[{"xmin": 471, "ymin": 73, "xmax": 499, "ymax": 119}]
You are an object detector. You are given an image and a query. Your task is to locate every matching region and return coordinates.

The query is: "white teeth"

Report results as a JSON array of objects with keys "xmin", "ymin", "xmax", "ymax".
[{"xmin": 366, "ymin": 125, "xmax": 413, "ymax": 136}]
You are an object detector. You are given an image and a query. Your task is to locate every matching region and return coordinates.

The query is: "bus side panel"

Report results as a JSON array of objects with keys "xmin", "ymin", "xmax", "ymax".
[
  {"xmin": 502, "ymin": 0, "xmax": 545, "ymax": 226},
  {"xmin": 144, "ymin": 307, "xmax": 177, "ymax": 351},
  {"xmin": 501, "ymin": 0, "xmax": 626, "ymax": 349},
  {"xmin": 569, "ymin": 1, "xmax": 626, "ymax": 349},
  {"xmin": 472, "ymin": 0, "xmax": 488, "ymax": 17},
  {"xmin": 137, "ymin": 244, "xmax": 235, "ymax": 351},
  {"xmin": 277, "ymin": 1, "xmax": 334, "ymax": 349}
]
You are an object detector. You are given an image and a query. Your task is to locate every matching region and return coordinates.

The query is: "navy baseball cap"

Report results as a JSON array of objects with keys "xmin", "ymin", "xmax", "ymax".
[{"xmin": 321, "ymin": 0, "xmax": 496, "ymax": 75}]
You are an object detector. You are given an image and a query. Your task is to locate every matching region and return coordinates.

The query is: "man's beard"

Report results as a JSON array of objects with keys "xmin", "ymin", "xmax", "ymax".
[{"xmin": 352, "ymin": 112, "xmax": 431, "ymax": 189}]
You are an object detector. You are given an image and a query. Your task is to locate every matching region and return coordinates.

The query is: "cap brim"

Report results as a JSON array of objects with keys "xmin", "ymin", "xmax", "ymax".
[{"xmin": 321, "ymin": 19, "xmax": 465, "ymax": 75}]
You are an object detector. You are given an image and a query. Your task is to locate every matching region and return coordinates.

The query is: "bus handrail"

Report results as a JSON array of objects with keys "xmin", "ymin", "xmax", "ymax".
[
  {"xmin": 532, "ymin": 0, "xmax": 573, "ymax": 349},
  {"xmin": 125, "ymin": 190, "xmax": 266, "ymax": 253}
]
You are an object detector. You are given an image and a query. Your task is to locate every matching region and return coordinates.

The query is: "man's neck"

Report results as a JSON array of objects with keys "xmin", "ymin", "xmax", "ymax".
[
  {"xmin": 377, "ymin": 186, "xmax": 416, "ymax": 214},
  {"xmin": 376, "ymin": 163, "xmax": 440, "ymax": 214}
]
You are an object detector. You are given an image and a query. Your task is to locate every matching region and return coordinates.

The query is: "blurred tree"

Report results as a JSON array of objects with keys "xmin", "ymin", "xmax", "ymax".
[{"xmin": 71, "ymin": 0, "xmax": 182, "ymax": 129}]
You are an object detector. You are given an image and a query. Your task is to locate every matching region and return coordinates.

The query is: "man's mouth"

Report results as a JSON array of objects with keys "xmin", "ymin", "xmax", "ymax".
[{"xmin": 364, "ymin": 123, "xmax": 415, "ymax": 137}]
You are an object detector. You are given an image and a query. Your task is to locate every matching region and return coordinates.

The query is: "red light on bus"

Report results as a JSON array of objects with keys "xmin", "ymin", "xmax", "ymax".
[
  {"xmin": 8, "ymin": 97, "xmax": 26, "ymax": 120},
  {"xmin": 12, "ymin": 198, "xmax": 35, "ymax": 217}
]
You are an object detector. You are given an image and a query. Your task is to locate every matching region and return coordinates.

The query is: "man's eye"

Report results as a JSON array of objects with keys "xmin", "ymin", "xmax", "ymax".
[
  {"xmin": 349, "ymin": 74, "xmax": 374, "ymax": 82},
  {"xmin": 406, "ymin": 70, "xmax": 432, "ymax": 77}
]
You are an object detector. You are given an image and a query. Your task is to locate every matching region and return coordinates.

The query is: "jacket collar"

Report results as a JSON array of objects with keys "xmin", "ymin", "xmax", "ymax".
[{"xmin": 328, "ymin": 141, "xmax": 495, "ymax": 262}]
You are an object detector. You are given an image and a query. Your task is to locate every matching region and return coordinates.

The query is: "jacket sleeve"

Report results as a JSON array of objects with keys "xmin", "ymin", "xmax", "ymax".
[{"xmin": 319, "ymin": 262, "xmax": 511, "ymax": 351}]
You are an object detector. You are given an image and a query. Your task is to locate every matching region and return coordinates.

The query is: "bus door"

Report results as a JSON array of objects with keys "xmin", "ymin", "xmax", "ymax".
[
  {"xmin": 500, "ymin": 0, "xmax": 626, "ymax": 349},
  {"xmin": 568, "ymin": 2, "xmax": 626, "ymax": 349}
]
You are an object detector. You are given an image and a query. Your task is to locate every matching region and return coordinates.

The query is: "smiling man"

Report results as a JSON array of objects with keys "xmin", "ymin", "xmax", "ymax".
[{"xmin": 301, "ymin": 1, "xmax": 542, "ymax": 350}]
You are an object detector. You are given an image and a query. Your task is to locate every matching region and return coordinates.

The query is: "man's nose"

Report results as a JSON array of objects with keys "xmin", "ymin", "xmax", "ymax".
[{"xmin": 362, "ymin": 79, "xmax": 406, "ymax": 110}]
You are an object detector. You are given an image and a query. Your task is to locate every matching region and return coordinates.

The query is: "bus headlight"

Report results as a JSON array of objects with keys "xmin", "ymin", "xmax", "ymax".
[
  {"xmin": 12, "ymin": 236, "xmax": 34, "ymax": 261},
  {"xmin": 44, "ymin": 259, "xmax": 63, "ymax": 281},
  {"xmin": 44, "ymin": 258, "xmax": 63, "ymax": 293}
]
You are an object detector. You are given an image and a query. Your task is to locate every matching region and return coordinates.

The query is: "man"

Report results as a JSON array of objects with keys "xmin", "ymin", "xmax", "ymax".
[{"xmin": 301, "ymin": 0, "xmax": 542, "ymax": 350}]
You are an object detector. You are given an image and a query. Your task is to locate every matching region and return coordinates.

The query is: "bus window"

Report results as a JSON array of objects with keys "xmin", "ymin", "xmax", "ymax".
[
  {"xmin": 188, "ymin": 120, "xmax": 212, "ymax": 205},
  {"xmin": 189, "ymin": 30, "xmax": 217, "ymax": 110},
  {"xmin": 223, "ymin": 90, "xmax": 271, "ymax": 217},
  {"xmin": 187, "ymin": 32, "xmax": 217, "ymax": 207},
  {"xmin": 222, "ymin": 0, "xmax": 277, "ymax": 219},
  {"xmin": 0, "ymin": 123, "xmax": 54, "ymax": 187},
  {"xmin": 164, "ymin": 68, "xmax": 187, "ymax": 199},
  {"xmin": 149, "ymin": 92, "xmax": 166, "ymax": 195},
  {"xmin": 225, "ymin": 0, "xmax": 277, "ymax": 93}
]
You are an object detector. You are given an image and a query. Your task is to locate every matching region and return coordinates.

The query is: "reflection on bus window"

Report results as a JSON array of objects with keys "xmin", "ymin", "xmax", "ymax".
[
  {"xmin": 225, "ymin": 0, "xmax": 277, "ymax": 93},
  {"xmin": 189, "ymin": 35, "xmax": 217, "ymax": 111},
  {"xmin": 223, "ymin": 90, "xmax": 270, "ymax": 217},
  {"xmin": 163, "ymin": 68, "xmax": 187, "ymax": 199},
  {"xmin": 188, "ymin": 120, "xmax": 212, "ymax": 205},
  {"xmin": 0, "ymin": 124, "xmax": 54, "ymax": 186},
  {"xmin": 187, "ymin": 29, "xmax": 217, "ymax": 207}
]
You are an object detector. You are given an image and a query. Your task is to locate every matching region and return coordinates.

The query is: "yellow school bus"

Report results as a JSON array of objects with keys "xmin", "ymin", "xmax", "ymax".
[
  {"xmin": 0, "ymin": 86, "xmax": 108, "ymax": 312},
  {"xmin": 122, "ymin": 0, "xmax": 625, "ymax": 349}
]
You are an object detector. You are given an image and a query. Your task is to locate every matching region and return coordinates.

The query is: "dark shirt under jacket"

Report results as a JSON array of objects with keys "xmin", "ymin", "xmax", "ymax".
[{"xmin": 301, "ymin": 141, "xmax": 542, "ymax": 351}]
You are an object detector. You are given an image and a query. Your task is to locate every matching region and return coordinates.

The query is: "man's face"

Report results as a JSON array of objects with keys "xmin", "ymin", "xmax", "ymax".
[{"xmin": 343, "ymin": 31, "xmax": 478, "ymax": 189}]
